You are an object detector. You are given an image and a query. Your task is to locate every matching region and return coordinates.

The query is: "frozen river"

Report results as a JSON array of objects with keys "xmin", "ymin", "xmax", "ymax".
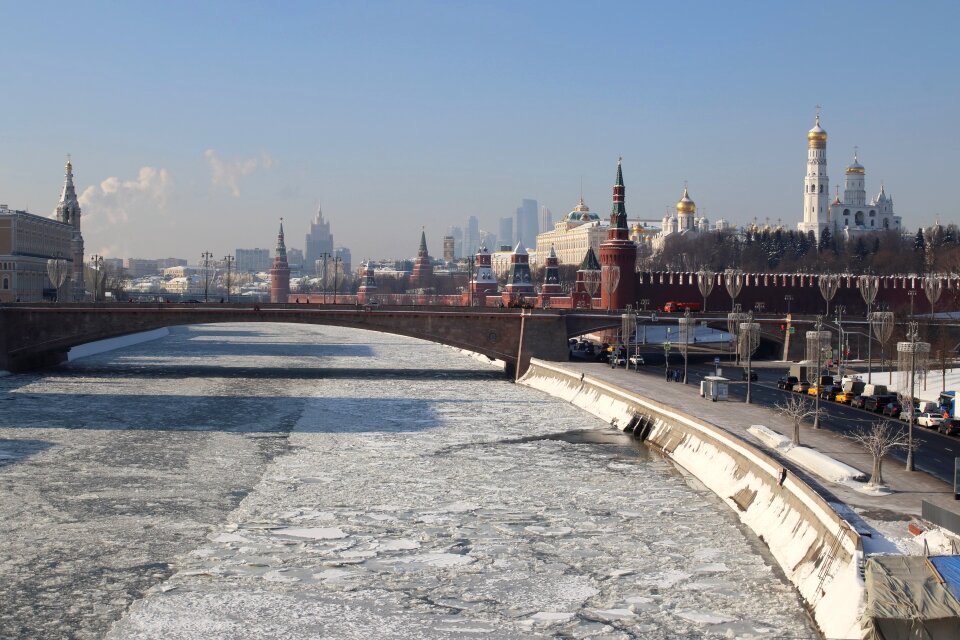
[{"xmin": 0, "ymin": 324, "xmax": 818, "ymax": 639}]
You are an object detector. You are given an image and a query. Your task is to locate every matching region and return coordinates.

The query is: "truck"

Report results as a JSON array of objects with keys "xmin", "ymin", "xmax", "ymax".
[
  {"xmin": 862, "ymin": 383, "xmax": 889, "ymax": 399},
  {"xmin": 835, "ymin": 378, "xmax": 865, "ymax": 404},
  {"xmin": 938, "ymin": 390, "xmax": 958, "ymax": 419},
  {"xmin": 663, "ymin": 301, "xmax": 701, "ymax": 313},
  {"xmin": 789, "ymin": 362, "xmax": 814, "ymax": 383}
]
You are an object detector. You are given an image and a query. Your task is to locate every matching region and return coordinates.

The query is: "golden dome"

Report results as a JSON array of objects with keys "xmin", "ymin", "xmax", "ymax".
[
  {"xmin": 807, "ymin": 113, "xmax": 827, "ymax": 145},
  {"xmin": 846, "ymin": 151, "xmax": 864, "ymax": 174},
  {"xmin": 676, "ymin": 187, "xmax": 696, "ymax": 214}
]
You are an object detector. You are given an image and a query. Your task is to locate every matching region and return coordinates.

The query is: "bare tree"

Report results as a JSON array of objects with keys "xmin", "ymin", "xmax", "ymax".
[
  {"xmin": 846, "ymin": 421, "xmax": 910, "ymax": 488},
  {"xmin": 776, "ymin": 394, "xmax": 823, "ymax": 445}
]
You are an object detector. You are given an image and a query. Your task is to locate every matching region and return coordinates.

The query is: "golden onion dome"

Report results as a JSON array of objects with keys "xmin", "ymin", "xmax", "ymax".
[
  {"xmin": 846, "ymin": 151, "xmax": 864, "ymax": 174},
  {"xmin": 807, "ymin": 113, "xmax": 827, "ymax": 144},
  {"xmin": 676, "ymin": 187, "xmax": 696, "ymax": 214}
]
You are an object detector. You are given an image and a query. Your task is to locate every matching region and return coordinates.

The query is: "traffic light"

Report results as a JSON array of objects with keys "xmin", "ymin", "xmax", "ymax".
[{"xmin": 780, "ymin": 324, "xmax": 786, "ymax": 332}]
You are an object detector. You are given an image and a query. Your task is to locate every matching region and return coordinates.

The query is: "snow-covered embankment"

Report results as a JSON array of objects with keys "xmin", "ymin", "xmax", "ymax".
[{"xmin": 519, "ymin": 359, "xmax": 865, "ymax": 640}]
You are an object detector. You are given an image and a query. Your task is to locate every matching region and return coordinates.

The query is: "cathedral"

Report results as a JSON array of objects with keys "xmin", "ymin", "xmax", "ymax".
[
  {"xmin": 652, "ymin": 186, "xmax": 711, "ymax": 251},
  {"xmin": 797, "ymin": 111, "xmax": 901, "ymax": 240}
]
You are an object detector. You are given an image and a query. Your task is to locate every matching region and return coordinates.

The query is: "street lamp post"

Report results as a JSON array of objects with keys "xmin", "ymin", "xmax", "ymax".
[
  {"xmin": 899, "ymin": 322, "xmax": 930, "ymax": 472},
  {"xmin": 89, "ymin": 254, "xmax": 103, "ymax": 302},
  {"xmin": 664, "ymin": 341, "xmax": 672, "ymax": 380},
  {"xmin": 907, "ymin": 289, "xmax": 917, "ymax": 318},
  {"xmin": 834, "ymin": 305, "xmax": 846, "ymax": 377},
  {"xmin": 332, "ymin": 256, "xmax": 342, "ymax": 304},
  {"xmin": 318, "ymin": 252, "xmax": 332, "ymax": 304},
  {"xmin": 814, "ymin": 315, "xmax": 824, "ymax": 429},
  {"xmin": 784, "ymin": 294, "xmax": 793, "ymax": 315},
  {"xmin": 754, "ymin": 301, "xmax": 766, "ymax": 314},
  {"xmin": 201, "ymin": 251, "xmax": 213, "ymax": 302},
  {"xmin": 223, "ymin": 255, "xmax": 234, "ymax": 302}
]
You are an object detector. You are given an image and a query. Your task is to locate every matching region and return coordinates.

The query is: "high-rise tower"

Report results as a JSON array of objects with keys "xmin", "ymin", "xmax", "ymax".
[
  {"xmin": 55, "ymin": 157, "xmax": 85, "ymax": 300},
  {"xmin": 598, "ymin": 158, "xmax": 636, "ymax": 310},
  {"xmin": 304, "ymin": 203, "xmax": 334, "ymax": 272},
  {"xmin": 270, "ymin": 220, "xmax": 290, "ymax": 303},
  {"xmin": 798, "ymin": 110, "xmax": 830, "ymax": 240}
]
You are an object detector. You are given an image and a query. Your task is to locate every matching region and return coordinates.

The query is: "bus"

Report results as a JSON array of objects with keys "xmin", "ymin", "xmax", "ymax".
[{"xmin": 663, "ymin": 301, "xmax": 701, "ymax": 313}]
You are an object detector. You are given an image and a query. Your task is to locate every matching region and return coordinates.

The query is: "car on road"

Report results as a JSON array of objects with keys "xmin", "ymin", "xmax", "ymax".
[
  {"xmin": 850, "ymin": 395, "xmax": 867, "ymax": 409},
  {"xmin": 819, "ymin": 385, "xmax": 843, "ymax": 401},
  {"xmin": 608, "ymin": 355, "xmax": 626, "ymax": 368},
  {"xmin": 834, "ymin": 390, "xmax": 857, "ymax": 404},
  {"xmin": 629, "ymin": 355, "xmax": 645, "ymax": 367},
  {"xmin": 881, "ymin": 402, "xmax": 902, "ymax": 418},
  {"xmin": 792, "ymin": 382, "xmax": 812, "ymax": 394},
  {"xmin": 807, "ymin": 384, "xmax": 822, "ymax": 397},
  {"xmin": 939, "ymin": 419, "xmax": 960, "ymax": 436},
  {"xmin": 864, "ymin": 394, "xmax": 897, "ymax": 413},
  {"xmin": 741, "ymin": 369, "xmax": 758, "ymax": 381},
  {"xmin": 777, "ymin": 376, "xmax": 799, "ymax": 390},
  {"xmin": 917, "ymin": 412, "xmax": 944, "ymax": 428}
]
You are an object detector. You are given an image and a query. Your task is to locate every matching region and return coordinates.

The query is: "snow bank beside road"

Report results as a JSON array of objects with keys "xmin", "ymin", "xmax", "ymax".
[{"xmin": 748, "ymin": 424, "xmax": 867, "ymax": 483}]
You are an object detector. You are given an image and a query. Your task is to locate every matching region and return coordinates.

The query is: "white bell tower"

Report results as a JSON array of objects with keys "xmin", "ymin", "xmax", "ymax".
[{"xmin": 798, "ymin": 108, "xmax": 830, "ymax": 240}]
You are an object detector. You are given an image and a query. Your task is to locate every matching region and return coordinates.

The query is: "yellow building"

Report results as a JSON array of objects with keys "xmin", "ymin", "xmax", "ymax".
[{"xmin": 534, "ymin": 197, "xmax": 607, "ymax": 266}]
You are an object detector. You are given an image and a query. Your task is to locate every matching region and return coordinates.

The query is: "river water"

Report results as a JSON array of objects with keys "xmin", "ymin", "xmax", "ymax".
[{"xmin": 0, "ymin": 323, "xmax": 818, "ymax": 639}]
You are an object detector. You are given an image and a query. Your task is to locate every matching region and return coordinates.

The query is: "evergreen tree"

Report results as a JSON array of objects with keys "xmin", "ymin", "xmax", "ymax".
[
  {"xmin": 872, "ymin": 237, "xmax": 881, "ymax": 254},
  {"xmin": 914, "ymin": 227, "xmax": 926, "ymax": 252},
  {"xmin": 818, "ymin": 227, "xmax": 833, "ymax": 253}
]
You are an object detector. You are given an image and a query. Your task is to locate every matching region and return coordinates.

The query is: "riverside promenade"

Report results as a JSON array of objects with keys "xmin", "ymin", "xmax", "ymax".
[{"xmin": 557, "ymin": 361, "xmax": 960, "ymax": 546}]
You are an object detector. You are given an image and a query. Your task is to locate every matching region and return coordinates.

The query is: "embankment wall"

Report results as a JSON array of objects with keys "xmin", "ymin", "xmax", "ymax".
[{"xmin": 519, "ymin": 359, "xmax": 864, "ymax": 640}]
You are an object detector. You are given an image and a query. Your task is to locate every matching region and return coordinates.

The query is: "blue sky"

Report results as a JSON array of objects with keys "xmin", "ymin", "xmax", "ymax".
[{"xmin": 1, "ymin": 1, "xmax": 957, "ymax": 262}]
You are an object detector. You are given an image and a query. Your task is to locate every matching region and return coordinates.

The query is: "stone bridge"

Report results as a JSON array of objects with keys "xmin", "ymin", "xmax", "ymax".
[{"xmin": 0, "ymin": 303, "xmax": 627, "ymax": 377}]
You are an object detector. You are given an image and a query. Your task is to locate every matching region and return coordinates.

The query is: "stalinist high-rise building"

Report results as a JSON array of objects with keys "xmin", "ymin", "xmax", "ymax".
[
  {"xmin": 797, "ymin": 111, "xmax": 830, "ymax": 240},
  {"xmin": 304, "ymin": 203, "xmax": 334, "ymax": 274}
]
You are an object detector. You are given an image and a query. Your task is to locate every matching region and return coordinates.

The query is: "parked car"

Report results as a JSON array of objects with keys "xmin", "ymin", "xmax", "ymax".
[
  {"xmin": 628, "ymin": 355, "xmax": 645, "ymax": 367},
  {"xmin": 864, "ymin": 395, "xmax": 897, "ymax": 413},
  {"xmin": 777, "ymin": 376, "xmax": 799, "ymax": 390},
  {"xmin": 939, "ymin": 420, "xmax": 960, "ymax": 436},
  {"xmin": 835, "ymin": 390, "xmax": 856, "ymax": 404},
  {"xmin": 793, "ymin": 382, "xmax": 812, "ymax": 394},
  {"xmin": 917, "ymin": 412, "xmax": 944, "ymax": 428},
  {"xmin": 881, "ymin": 402, "xmax": 902, "ymax": 418},
  {"xmin": 807, "ymin": 384, "xmax": 821, "ymax": 397},
  {"xmin": 819, "ymin": 385, "xmax": 842, "ymax": 401},
  {"xmin": 850, "ymin": 395, "xmax": 867, "ymax": 409},
  {"xmin": 608, "ymin": 355, "xmax": 626, "ymax": 368},
  {"xmin": 742, "ymin": 369, "xmax": 758, "ymax": 381}
]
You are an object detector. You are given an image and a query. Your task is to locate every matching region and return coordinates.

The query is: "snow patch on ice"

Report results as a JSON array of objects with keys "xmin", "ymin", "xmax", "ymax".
[
  {"xmin": 272, "ymin": 526, "xmax": 348, "ymax": 540},
  {"xmin": 676, "ymin": 609, "xmax": 736, "ymax": 624}
]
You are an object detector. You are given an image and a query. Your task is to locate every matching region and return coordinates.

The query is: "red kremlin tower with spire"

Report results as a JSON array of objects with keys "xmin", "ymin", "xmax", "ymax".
[
  {"xmin": 409, "ymin": 229, "xmax": 434, "ymax": 290},
  {"xmin": 599, "ymin": 158, "xmax": 637, "ymax": 310},
  {"xmin": 357, "ymin": 261, "xmax": 377, "ymax": 304},
  {"xmin": 270, "ymin": 219, "xmax": 291, "ymax": 303},
  {"xmin": 469, "ymin": 244, "xmax": 498, "ymax": 305}
]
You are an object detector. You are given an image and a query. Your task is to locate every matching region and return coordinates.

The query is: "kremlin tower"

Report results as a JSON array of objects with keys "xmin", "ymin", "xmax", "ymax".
[
  {"xmin": 572, "ymin": 246, "xmax": 601, "ymax": 309},
  {"xmin": 469, "ymin": 244, "xmax": 498, "ymax": 305},
  {"xmin": 539, "ymin": 245, "xmax": 562, "ymax": 306},
  {"xmin": 502, "ymin": 241, "xmax": 534, "ymax": 305},
  {"xmin": 357, "ymin": 261, "xmax": 377, "ymax": 303},
  {"xmin": 270, "ymin": 220, "xmax": 291, "ymax": 303},
  {"xmin": 598, "ymin": 158, "xmax": 637, "ymax": 310},
  {"xmin": 55, "ymin": 157, "xmax": 85, "ymax": 300},
  {"xmin": 409, "ymin": 230, "xmax": 434, "ymax": 289}
]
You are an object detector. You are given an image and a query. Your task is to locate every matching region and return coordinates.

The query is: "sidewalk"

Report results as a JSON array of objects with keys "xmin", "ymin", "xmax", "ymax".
[{"xmin": 557, "ymin": 361, "xmax": 959, "ymax": 532}]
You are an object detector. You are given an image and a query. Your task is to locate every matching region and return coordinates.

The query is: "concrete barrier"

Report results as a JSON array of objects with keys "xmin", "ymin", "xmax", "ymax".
[{"xmin": 520, "ymin": 359, "xmax": 865, "ymax": 640}]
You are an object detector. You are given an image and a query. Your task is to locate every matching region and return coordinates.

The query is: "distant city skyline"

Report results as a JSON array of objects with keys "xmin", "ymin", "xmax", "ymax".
[{"xmin": 0, "ymin": 2, "xmax": 957, "ymax": 261}]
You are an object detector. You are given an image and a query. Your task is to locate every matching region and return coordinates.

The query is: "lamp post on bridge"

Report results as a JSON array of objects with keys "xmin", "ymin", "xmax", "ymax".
[
  {"xmin": 318, "ymin": 252, "xmax": 332, "ymax": 304},
  {"xmin": 201, "ymin": 251, "xmax": 213, "ymax": 303},
  {"xmin": 332, "ymin": 256, "xmax": 342, "ymax": 304},
  {"xmin": 223, "ymin": 255, "xmax": 234, "ymax": 303},
  {"xmin": 89, "ymin": 254, "xmax": 104, "ymax": 302}
]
